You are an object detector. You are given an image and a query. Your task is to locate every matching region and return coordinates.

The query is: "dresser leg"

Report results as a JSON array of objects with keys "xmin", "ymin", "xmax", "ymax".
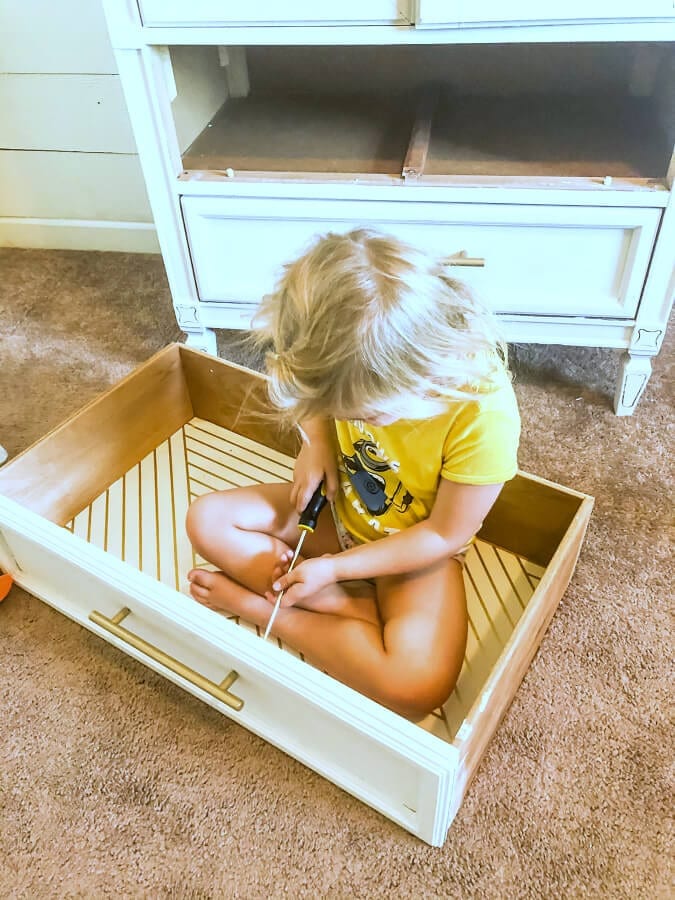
[
  {"xmin": 184, "ymin": 328, "xmax": 218, "ymax": 357},
  {"xmin": 614, "ymin": 352, "xmax": 652, "ymax": 416}
]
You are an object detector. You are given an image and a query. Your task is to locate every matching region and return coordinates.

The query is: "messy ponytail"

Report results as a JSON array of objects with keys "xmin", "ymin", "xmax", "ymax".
[{"xmin": 252, "ymin": 228, "xmax": 510, "ymax": 425}]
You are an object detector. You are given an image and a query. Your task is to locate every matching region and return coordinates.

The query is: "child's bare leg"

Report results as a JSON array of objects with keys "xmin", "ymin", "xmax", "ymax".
[
  {"xmin": 192, "ymin": 555, "xmax": 467, "ymax": 720},
  {"xmin": 186, "ymin": 483, "xmax": 378, "ymax": 623},
  {"xmin": 187, "ymin": 568, "xmax": 379, "ymax": 629},
  {"xmin": 188, "ymin": 567, "xmax": 380, "ymax": 626},
  {"xmin": 186, "ymin": 483, "xmax": 304, "ymax": 598}
]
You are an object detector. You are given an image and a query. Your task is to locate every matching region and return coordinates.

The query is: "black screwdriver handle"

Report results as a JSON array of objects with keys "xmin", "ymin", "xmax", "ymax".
[{"xmin": 298, "ymin": 481, "xmax": 328, "ymax": 532}]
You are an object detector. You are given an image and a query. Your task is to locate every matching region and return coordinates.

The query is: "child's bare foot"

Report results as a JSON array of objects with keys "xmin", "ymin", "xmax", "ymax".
[
  {"xmin": 188, "ymin": 568, "xmax": 270, "ymax": 622},
  {"xmin": 188, "ymin": 562, "xmax": 379, "ymax": 627}
]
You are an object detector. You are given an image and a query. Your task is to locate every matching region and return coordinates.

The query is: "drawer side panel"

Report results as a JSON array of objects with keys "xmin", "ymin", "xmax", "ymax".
[
  {"xmin": 450, "ymin": 494, "xmax": 594, "ymax": 823},
  {"xmin": 0, "ymin": 345, "xmax": 191, "ymax": 525}
]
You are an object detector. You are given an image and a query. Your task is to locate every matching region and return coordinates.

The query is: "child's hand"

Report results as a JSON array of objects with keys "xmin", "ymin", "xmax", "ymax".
[
  {"xmin": 270, "ymin": 555, "xmax": 337, "ymax": 606},
  {"xmin": 292, "ymin": 434, "xmax": 337, "ymax": 512},
  {"xmin": 269, "ymin": 548, "xmax": 294, "ymax": 589}
]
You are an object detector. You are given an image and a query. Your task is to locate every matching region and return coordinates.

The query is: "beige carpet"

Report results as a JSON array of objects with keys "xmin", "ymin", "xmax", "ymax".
[{"xmin": 0, "ymin": 248, "xmax": 672, "ymax": 898}]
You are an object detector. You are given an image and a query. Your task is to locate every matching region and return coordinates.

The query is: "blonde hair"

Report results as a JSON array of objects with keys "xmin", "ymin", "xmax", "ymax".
[{"xmin": 252, "ymin": 228, "xmax": 510, "ymax": 424}]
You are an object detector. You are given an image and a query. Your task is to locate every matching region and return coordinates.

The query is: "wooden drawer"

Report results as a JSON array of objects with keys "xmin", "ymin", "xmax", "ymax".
[
  {"xmin": 416, "ymin": 1, "xmax": 675, "ymax": 27},
  {"xmin": 182, "ymin": 195, "xmax": 660, "ymax": 320},
  {"xmin": 138, "ymin": 0, "xmax": 411, "ymax": 27},
  {"xmin": 0, "ymin": 345, "xmax": 592, "ymax": 845}
]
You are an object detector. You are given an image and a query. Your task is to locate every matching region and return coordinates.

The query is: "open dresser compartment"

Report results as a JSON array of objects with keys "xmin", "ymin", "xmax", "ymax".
[
  {"xmin": 0, "ymin": 345, "xmax": 593, "ymax": 845},
  {"xmin": 177, "ymin": 44, "xmax": 674, "ymax": 185}
]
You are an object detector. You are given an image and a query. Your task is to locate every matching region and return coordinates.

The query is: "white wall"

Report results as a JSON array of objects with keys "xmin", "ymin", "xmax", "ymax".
[{"xmin": 0, "ymin": 0, "xmax": 159, "ymax": 252}]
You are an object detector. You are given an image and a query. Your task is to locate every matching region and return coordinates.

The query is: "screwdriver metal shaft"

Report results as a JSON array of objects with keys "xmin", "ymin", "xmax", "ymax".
[
  {"xmin": 262, "ymin": 530, "xmax": 307, "ymax": 640},
  {"xmin": 262, "ymin": 482, "xmax": 327, "ymax": 641}
]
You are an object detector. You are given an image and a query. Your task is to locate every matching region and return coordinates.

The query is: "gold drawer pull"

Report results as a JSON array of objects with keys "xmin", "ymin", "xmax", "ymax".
[
  {"xmin": 89, "ymin": 607, "xmax": 244, "ymax": 711},
  {"xmin": 444, "ymin": 252, "xmax": 485, "ymax": 268}
]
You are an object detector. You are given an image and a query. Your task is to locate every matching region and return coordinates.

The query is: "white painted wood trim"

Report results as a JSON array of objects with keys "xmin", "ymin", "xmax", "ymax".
[
  {"xmin": 137, "ymin": 0, "xmax": 412, "ymax": 27},
  {"xmin": 614, "ymin": 352, "xmax": 653, "ymax": 414},
  {"xmin": 176, "ymin": 178, "xmax": 670, "ymax": 208},
  {"xmin": 415, "ymin": 0, "xmax": 675, "ymax": 28},
  {"xmin": 194, "ymin": 302, "xmax": 636, "ymax": 349},
  {"xmin": 113, "ymin": 48, "xmax": 201, "ymax": 303},
  {"xmin": 105, "ymin": 23, "xmax": 675, "ymax": 49},
  {"xmin": 633, "ymin": 186, "xmax": 675, "ymax": 349},
  {"xmin": 100, "ymin": 0, "xmax": 142, "ymax": 41},
  {"xmin": 499, "ymin": 317, "xmax": 634, "ymax": 349},
  {"xmin": 184, "ymin": 330, "xmax": 218, "ymax": 355},
  {"xmin": 0, "ymin": 219, "xmax": 160, "ymax": 253}
]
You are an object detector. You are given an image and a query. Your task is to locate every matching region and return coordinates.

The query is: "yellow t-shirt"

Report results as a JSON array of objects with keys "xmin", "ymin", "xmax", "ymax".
[{"xmin": 333, "ymin": 381, "xmax": 520, "ymax": 543}]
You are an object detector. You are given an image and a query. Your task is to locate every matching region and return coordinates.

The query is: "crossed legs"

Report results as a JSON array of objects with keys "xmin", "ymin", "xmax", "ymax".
[{"xmin": 186, "ymin": 483, "xmax": 467, "ymax": 719}]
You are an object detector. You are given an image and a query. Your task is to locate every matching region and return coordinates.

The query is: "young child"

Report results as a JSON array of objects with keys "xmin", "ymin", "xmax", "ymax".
[{"xmin": 186, "ymin": 229, "xmax": 520, "ymax": 720}]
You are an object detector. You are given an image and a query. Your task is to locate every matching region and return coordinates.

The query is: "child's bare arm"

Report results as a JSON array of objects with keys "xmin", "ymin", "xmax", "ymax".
[
  {"xmin": 273, "ymin": 479, "xmax": 503, "ymax": 604},
  {"xmin": 291, "ymin": 417, "xmax": 338, "ymax": 511}
]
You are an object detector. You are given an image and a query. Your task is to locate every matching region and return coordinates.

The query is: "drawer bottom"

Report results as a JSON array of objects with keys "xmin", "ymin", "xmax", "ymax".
[{"xmin": 66, "ymin": 416, "xmax": 545, "ymax": 746}]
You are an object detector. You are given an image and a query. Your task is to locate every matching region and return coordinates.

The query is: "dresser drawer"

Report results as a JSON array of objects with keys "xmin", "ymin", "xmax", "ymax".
[
  {"xmin": 182, "ymin": 195, "xmax": 660, "ymax": 320},
  {"xmin": 139, "ymin": 0, "xmax": 411, "ymax": 27},
  {"xmin": 416, "ymin": 0, "xmax": 675, "ymax": 27},
  {"xmin": 0, "ymin": 344, "xmax": 592, "ymax": 845}
]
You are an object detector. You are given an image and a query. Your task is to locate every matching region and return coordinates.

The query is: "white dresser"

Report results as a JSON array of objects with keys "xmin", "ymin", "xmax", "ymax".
[{"xmin": 102, "ymin": 2, "xmax": 675, "ymax": 414}]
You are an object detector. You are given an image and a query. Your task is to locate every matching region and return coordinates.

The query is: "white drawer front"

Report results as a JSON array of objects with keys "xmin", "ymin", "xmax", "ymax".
[
  {"xmin": 182, "ymin": 195, "xmax": 660, "ymax": 319},
  {"xmin": 0, "ymin": 497, "xmax": 455, "ymax": 845},
  {"xmin": 416, "ymin": 1, "xmax": 674, "ymax": 27},
  {"xmin": 139, "ymin": 0, "xmax": 411, "ymax": 27}
]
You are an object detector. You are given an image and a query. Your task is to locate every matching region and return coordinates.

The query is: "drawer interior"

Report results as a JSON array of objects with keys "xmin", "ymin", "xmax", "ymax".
[
  {"xmin": 62, "ymin": 412, "xmax": 547, "ymax": 742},
  {"xmin": 173, "ymin": 43, "xmax": 675, "ymax": 186},
  {"xmin": 0, "ymin": 344, "xmax": 586, "ymax": 747}
]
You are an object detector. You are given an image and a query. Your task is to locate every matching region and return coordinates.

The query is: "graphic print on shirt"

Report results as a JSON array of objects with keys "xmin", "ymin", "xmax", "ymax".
[{"xmin": 339, "ymin": 422, "xmax": 414, "ymax": 531}]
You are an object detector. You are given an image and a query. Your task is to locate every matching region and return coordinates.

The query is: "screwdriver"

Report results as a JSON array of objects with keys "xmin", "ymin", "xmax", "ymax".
[{"xmin": 263, "ymin": 481, "xmax": 328, "ymax": 640}]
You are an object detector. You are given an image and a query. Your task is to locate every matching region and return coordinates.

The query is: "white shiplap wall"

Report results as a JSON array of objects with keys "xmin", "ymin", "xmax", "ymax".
[{"xmin": 0, "ymin": 0, "xmax": 159, "ymax": 251}]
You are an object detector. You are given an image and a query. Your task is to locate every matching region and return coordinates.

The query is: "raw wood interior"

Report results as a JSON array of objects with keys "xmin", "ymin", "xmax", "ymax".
[
  {"xmin": 455, "ymin": 491, "xmax": 592, "ymax": 785},
  {"xmin": 182, "ymin": 91, "xmax": 671, "ymax": 181},
  {"xmin": 182, "ymin": 94, "xmax": 413, "ymax": 176},
  {"xmin": 479, "ymin": 474, "xmax": 583, "ymax": 567},
  {"xmin": 65, "ymin": 413, "xmax": 552, "ymax": 745},
  {"xmin": 178, "ymin": 345, "xmax": 300, "ymax": 457},
  {"xmin": 179, "ymin": 43, "xmax": 674, "ymax": 183},
  {"xmin": 0, "ymin": 344, "xmax": 582, "ymax": 562},
  {"xmin": 0, "ymin": 345, "xmax": 193, "ymax": 525},
  {"xmin": 0, "ymin": 345, "xmax": 298, "ymax": 526},
  {"xmin": 426, "ymin": 94, "xmax": 671, "ymax": 178}
]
